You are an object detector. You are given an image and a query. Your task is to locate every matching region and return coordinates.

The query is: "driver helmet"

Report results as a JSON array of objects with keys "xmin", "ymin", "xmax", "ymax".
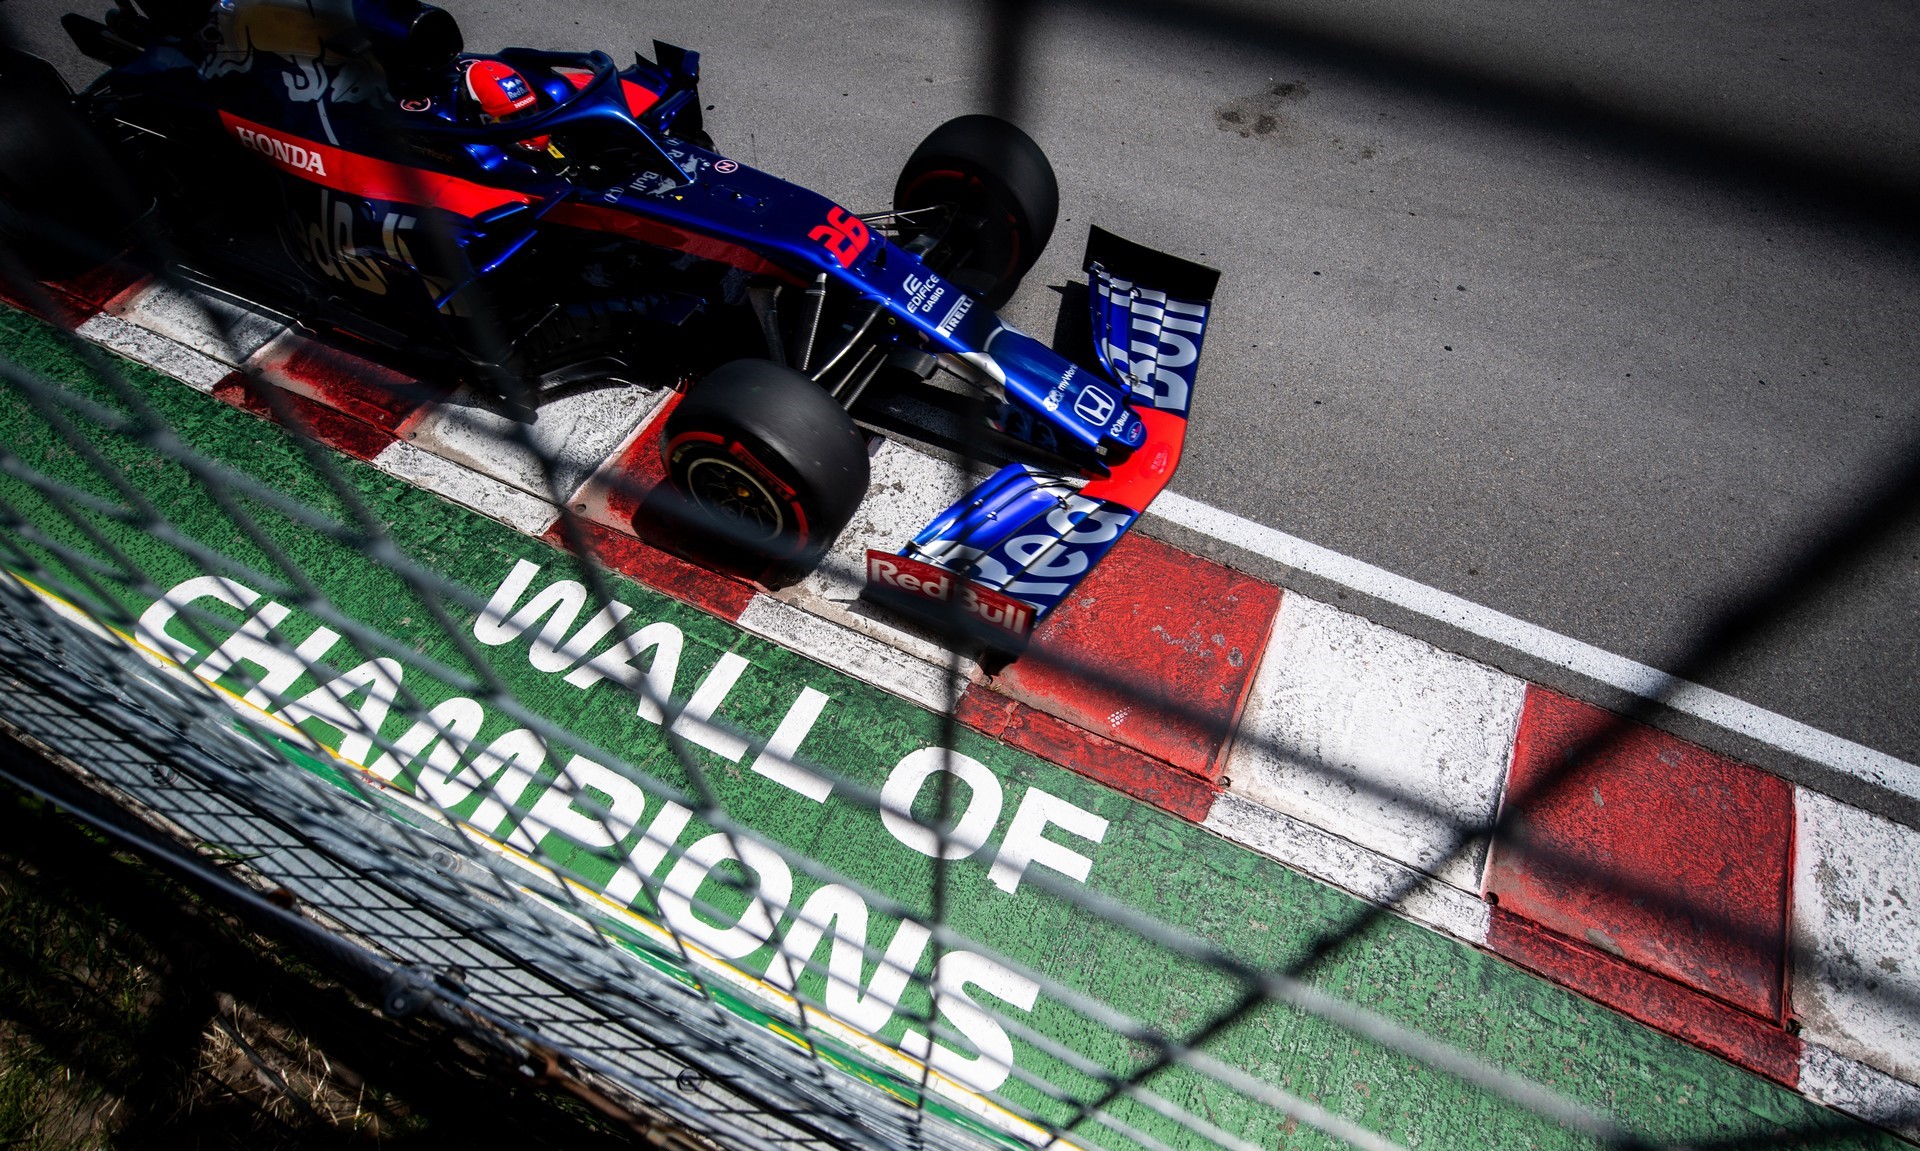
[{"xmin": 460, "ymin": 58, "xmax": 551, "ymax": 151}]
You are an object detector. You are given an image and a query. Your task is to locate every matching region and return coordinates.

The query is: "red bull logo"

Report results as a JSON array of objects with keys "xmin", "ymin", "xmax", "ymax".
[{"xmin": 865, "ymin": 551, "xmax": 1035, "ymax": 640}]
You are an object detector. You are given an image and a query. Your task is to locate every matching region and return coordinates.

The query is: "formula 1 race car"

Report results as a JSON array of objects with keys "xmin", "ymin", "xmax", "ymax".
[{"xmin": 0, "ymin": 0, "xmax": 1219, "ymax": 646}]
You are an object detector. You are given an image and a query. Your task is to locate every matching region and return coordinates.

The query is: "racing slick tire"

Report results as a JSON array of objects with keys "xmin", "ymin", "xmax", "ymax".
[
  {"xmin": 0, "ymin": 51, "xmax": 145, "ymax": 277},
  {"xmin": 662, "ymin": 359, "xmax": 870, "ymax": 564},
  {"xmin": 894, "ymin": 115, "xmax": 1058, "ymax": 309}
]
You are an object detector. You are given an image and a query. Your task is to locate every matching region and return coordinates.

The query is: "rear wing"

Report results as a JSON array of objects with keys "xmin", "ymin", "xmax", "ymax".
[{"xmin": 866, "ymin": 228, "xmax": 1219, "ymax": 648}]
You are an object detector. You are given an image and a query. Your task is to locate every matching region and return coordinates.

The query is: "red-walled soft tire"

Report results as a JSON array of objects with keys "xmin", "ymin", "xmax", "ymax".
[
  {"xmin": 894, "ymin": 115, "xmax": 1058, "ymax": 309},
  {"xmin": 661, "ymin": 360, "xmax": 870, "ymax": 562}
]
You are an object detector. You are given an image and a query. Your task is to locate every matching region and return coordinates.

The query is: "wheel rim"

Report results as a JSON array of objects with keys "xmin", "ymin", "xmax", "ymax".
[{"xmin": 683, "ymin": 455, "xmax": 786, "ymax": 544}]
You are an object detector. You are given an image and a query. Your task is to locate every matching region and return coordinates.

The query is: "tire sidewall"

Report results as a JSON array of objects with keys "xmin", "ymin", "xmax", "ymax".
[
  {"xmin": 664, "ymin": 430, "xmax": 813, "ymax": 553},
  {"xmin": 660, "ymin": 360, "xmax": 870, "ymax": 562},
  {"xmin": 894, "ymin": 115, "xmax": 1059, "ymax": 306}
]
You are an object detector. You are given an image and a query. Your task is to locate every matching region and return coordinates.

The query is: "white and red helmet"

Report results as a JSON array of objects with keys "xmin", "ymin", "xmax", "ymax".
[
  {"xmin": 460, "ymin": 58, "xmax": 550, "ymax": 150},
  {"xmin": 462, "ymin": 58, "xmax": 537, "ymax": 120}
]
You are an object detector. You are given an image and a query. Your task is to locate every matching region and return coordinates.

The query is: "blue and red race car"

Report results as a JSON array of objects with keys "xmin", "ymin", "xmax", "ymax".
[{"xmin": 0, "ymin": 0, "xmax": 1219, "ymax": 648}]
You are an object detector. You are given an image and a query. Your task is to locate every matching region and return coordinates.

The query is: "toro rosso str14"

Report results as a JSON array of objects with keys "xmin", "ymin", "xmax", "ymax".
[{"xmin": 0, "ymin": 0, "xmax": 1220, "ymax": 647}]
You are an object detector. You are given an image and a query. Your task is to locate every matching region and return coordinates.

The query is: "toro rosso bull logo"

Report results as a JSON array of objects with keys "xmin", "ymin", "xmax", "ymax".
[{"xmin": 231, "ymin": 123, "xmax": 329, "ymax": 176}]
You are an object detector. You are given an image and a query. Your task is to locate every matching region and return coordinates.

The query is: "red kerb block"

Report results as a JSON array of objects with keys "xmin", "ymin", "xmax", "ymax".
[
  {"xmin": 543, "ymin": 517, "xmax": 755, "ymax": 621},
  {"xmin": 1483, "ymin": 686, "xmax": 1793, "ymax": 1021},
  {"xmin": 986, "ymin": 533, "xmax": 1281, "ymax": 779},
  {"xmin": 596, "ymin": 393, "xmax": 679, "ymax": 526},
  {"xmin": 247, "ymin": 334, "xmax": 451, "ymax": 436},
  {"xmin": 212, "ymin": 373, "xmax": 397, "ymax": 461},
  {"xmin": 956, "ymin": 687, "xmax": 1219, "ymax": 822},
  {"xmin": 1486, "ymin": 907, "xmax": 1802, "ymax": 1086},
  {"xmin": 0, "ymin": 265, "xmax": 147, "ymax": 327}
]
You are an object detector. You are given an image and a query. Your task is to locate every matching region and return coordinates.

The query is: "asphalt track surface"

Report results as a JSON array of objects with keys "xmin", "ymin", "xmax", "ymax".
[{"xmin": 7, "ymin": 0, "xmax": 1919, "ymax": 768}]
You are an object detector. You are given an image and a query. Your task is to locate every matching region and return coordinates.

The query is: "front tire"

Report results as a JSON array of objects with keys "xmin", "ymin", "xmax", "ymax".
[
  {"xmin": 894, "ymin": 114, "xmax": 1058, "ymax": 309},
  {"xmin": 661, "ymin": 360, "xmax": 870, "ymax": 562}
]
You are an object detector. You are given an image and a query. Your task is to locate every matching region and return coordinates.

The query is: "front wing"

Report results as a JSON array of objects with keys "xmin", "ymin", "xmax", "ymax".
[{"xmin": 865, "ymin": 228, "xmax": 1220, "ymax": 646}]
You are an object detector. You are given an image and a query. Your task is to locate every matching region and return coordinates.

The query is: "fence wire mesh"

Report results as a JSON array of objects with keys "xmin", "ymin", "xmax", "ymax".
[{"xmin": 0, "ymin": 2, "xmax": 1915, "ymax": 1150}]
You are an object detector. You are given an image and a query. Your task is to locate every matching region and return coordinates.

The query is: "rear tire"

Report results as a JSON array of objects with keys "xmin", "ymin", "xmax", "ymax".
[
  {"xmin": 0, "ymin": 52, "xmax": 145, "ymax": 277},
  {"xmin": 894, "ymin": 114, "xmax": 1058, "ymax": 309},
  {"xmin": 661, "ymin": 360, "xmax": 870, "ymax": 562}
]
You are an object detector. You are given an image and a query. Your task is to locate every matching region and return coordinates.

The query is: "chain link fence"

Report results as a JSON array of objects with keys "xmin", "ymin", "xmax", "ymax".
[{"xmin": 0, "ymin": 3, "xmax": 1916, "ymax": 1149}]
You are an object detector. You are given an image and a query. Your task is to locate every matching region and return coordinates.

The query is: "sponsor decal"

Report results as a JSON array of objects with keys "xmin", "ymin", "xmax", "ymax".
[
  {"xmin": 712, "ymin": 158, "xmax": 739, "ymax": 173},
  {"xmin": 907, "ymin": 483, "xmax": 1135, "ymax": 613},
  {"xmin": 220, "ymin": 111, "xmax": 534, "ymax": 217},
  {"xmin": 902, "ymin": 272, "xmax": 947, "ymax": 315},
  {"xmin": 1072, "ymin": 384, "xmax": 1115, "ymax": 426},
  {"xmin": 935, "ymin": 294, "xmax": 973, "ymax": 337},
  {"xmin": 808, "ymin": 205, "xmax": 870, "ymax": 269},
  {"xmin": 400, "ymin": 97, "xmax": 432, "ymax": 113},
  {"xmin": 1094, "ymin": 270, "xmax": 1210, "ymax": 413},
  {"xmin": 865, "ymin": 552, "xmax": 1036, "ymax": 640},
  {"xmin": 232, "ymin": 122, "xmax": 328, "ymax": 176},
  {"xmin": 293, "ymin": 189, "xmax": 390, "ymax": 296},
  {"xmin": 1040, "ymin": 364, "xmax": 1078, "ymax": 413}
]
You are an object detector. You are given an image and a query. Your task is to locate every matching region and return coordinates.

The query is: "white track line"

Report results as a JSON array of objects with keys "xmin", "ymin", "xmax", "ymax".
[{"xmin": 1149, "ymin": 491, "xmax": 1920, "ymax": 803}]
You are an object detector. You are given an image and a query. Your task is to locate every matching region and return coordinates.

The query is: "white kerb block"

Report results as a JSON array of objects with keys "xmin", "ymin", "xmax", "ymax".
[
  {"xmin": 1224, "ymin": 594, "xmax": 1526, "ymax": 892},
  {"xmin": 1792, "ymin": 787, "xmax": 1920, "ymax": 1084}
]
